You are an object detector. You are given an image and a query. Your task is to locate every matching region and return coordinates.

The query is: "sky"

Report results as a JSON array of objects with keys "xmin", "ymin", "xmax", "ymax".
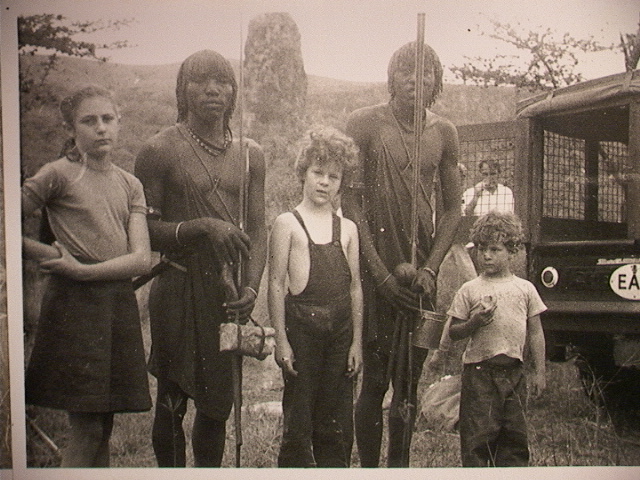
[{"xmin": 3, "ymin": 0, "xmax": 639, "ymax": 83}]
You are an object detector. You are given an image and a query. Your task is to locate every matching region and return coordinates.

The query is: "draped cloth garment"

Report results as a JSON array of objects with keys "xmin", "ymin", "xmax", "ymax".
[
  {"xmin": 349, "ymin": 104, "xmax": 436, "ymax": 350},
  {"xmin": 144, "ymin": 124, "xmax": 241, "ymax": 421}
]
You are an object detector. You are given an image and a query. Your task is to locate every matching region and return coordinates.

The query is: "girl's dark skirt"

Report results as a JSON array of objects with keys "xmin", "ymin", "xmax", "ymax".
[{"xmin": 25, "ymin": 274, "xmax": 151, "ymax": 413}]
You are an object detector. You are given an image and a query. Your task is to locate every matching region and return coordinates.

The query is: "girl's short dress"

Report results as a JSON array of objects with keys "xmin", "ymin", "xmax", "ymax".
[{"xmin": 25, "ymin": 273, "xmax": 151, "ymax": 413}]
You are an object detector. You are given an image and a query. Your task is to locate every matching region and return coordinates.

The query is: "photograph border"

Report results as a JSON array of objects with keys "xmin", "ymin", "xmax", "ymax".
[{"xmin": 2, "ymin": 2, "xmax": 640, "ymax": 480}]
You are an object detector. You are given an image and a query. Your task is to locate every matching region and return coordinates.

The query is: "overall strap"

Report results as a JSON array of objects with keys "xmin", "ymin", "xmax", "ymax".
[
  {"xmin": 332, "ymin": 214, "xmax": 341, "ymax": 244},
  {"xmin": 292, "ymin": 209, "xmax": 315, "ymax": 245}
]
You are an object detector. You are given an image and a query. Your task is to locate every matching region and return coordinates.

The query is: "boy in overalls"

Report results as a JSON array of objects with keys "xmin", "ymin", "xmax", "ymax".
[{"xmin": 268, "ymin": 126, "xmax": 363, "ymax": 467}]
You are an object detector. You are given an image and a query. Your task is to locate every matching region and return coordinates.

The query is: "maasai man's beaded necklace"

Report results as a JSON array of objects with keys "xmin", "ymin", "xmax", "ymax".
[
  {"xmin": 186, "ymin": 126, "xmax": 232, "ymax": 157},
  {"xmin": 180, "ymin": 124, "xmax": 237, "ymax": 223},
  {"xmin": 391, "ymin": 107, "xmax": 424, "ymax": 173}
]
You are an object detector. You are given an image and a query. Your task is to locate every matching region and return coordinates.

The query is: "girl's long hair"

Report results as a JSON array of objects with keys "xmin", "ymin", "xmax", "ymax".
[{"xmin": 58, "ymin": 84, "xmax": 118, "ymax": 161}]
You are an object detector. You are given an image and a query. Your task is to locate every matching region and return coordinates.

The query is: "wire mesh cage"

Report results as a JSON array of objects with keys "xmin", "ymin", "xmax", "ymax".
[
  {"xmin": 542, "ymin": 130, "xmax": 629, "ymax": 224},
  {"xmin": 543, "ymin": 131, "xmax": 586, "ymax": 220},
  {"xmin": 599, "ymin": 140, "xmax": 630, "ymax": 223},
  {"xmin": 459, "ymin": 137, "xmax": 515, "ymax": 191}
]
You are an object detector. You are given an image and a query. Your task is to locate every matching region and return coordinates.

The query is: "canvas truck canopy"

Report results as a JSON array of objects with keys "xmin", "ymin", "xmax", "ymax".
[{"xmin": 516, "ymin": 69, "xmax": 640, "ymax": 143}]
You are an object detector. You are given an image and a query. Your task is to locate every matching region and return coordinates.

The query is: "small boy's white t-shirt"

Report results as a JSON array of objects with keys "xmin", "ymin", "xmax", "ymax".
[{"xmin": 447, "ymin": 274, "xmax": 547, "ymax": 364}]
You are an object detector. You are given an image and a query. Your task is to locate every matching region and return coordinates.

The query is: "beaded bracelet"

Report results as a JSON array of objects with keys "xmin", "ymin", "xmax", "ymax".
[
  {"xmin": 175, "ymin": 221, "xmax": 186, "ymax": 247},
  {"xmin": 421, "ymin": 266, "xmax": 437, "ymax": 278}
]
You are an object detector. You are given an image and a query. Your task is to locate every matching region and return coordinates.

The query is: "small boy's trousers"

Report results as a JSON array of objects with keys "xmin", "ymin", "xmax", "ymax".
[
  {"xmin": 459, "ymin": 360, "xmax": 529, "ymax": 467},
  {"xmin": 278, "ymin": 303, "xmax": 354, "ymax": 468}
]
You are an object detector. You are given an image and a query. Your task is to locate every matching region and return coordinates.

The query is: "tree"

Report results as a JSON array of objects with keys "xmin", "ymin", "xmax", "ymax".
[
  {"xmin": 18, "ymin": 14, "xmax": 132, "ymax": 110},
  {"xmin": 450, "ymin": 20, "xmax": 613, "ymax": 91},
  {"xmin": 620, "ymin": 16, "xmax": 640, "ymax": 71}
]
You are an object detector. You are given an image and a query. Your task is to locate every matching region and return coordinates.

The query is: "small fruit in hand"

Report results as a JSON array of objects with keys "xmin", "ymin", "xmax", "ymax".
[
  {"xmin": 479, "ymin": 295, "xmax": 495, "ymax": 310},
  {"xmin": 471, "ymin": 295, "xmax": 496, "ymax": 326},
  {"xmin": 393, "ymin": 262, "xmax": 417, "ymax": 287}
]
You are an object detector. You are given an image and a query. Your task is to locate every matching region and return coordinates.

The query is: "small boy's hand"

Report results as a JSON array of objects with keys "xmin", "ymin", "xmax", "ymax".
[
  {"xmin": 275, "ymin": 341, "xmax": 297, "ymax": 377},
  {"xmin": 39, "ymin": 242, "xmax": 83, "ymax": 279},
  {"xmin": 470, "ymin": 295, "xmax": 496, "ymax": 326},
  {"xmin": 346, "ymin": 343, "xmax": 362, "ymax": 378}
]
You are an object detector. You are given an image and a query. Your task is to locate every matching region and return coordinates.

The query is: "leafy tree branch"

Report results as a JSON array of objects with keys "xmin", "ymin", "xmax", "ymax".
[
  {"xmin": 18, "ymin": 14, "xmax": 134, "ymax": 110},
  {"xmin": 450, "ymin": 20, "xmax": 615, "ymax": 91}
]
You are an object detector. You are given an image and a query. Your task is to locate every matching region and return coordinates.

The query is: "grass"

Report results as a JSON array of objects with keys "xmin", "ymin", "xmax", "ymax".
[
  {"xmin": 24, "ymin": 300, "xmax": 640, "ymax": 468},
  {"xmin": 20, "ymin": 272, "xmax": 640, "ymax": 468},
  {"xmin": 527, "ymin": 361, "xmax": 640, "ymax": 467}
]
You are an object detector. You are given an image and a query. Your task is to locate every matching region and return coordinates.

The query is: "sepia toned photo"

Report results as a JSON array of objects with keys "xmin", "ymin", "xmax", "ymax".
[{"xmin": 2, "ymin": 1, "xmax": 640, "ymax": 478}]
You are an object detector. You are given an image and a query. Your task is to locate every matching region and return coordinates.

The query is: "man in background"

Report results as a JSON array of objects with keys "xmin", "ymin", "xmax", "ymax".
[{"xmin": 462, "ymin": 160, "xmax": 514, "ymax": 216}]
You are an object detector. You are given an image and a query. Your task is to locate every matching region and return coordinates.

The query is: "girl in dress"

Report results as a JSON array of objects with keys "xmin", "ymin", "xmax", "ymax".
[{"xmin": 22, "ymin": 85, "xmax": 152, "ymax": 467}]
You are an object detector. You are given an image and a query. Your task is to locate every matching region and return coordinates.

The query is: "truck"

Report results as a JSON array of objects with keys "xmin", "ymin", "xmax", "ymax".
[{"xmin": 455, "ymin": 69, "xmax": 640, "ymax": 408}]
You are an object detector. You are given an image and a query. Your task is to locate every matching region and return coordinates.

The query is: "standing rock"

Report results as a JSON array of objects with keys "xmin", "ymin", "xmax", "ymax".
[{"xmin": 244, "ymin": 12, "xmax": 307, "ymax": 127}]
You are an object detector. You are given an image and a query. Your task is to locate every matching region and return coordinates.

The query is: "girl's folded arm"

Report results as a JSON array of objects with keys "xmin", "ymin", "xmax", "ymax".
[{"xmin": 40, "ymin": 211, "xmax": 151, "ymax": 281}]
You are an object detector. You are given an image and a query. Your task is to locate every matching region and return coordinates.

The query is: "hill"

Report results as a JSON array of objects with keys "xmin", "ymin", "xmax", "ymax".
[{"xmin": 18, "ymin": 54, "xmax": 517, "ymax": 173}]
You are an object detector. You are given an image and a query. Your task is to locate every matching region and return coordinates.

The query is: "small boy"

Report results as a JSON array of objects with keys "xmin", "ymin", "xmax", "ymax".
[
  {"xmin": 448, "ymin": 211, "xmax": 546, "ymax": 467},
  {"xmin": 268, "ymin": 126, "xmax": 363, "ymax": 467}
]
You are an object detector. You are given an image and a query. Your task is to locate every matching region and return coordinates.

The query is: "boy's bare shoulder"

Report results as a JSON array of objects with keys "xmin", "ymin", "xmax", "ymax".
[
  {"xmin": 272, "ymin": 211, "xmax": 297, "ymax": 231},
  {"xmin": 340, "ymin": 216, "xmax": 358, "ymax": 236}
]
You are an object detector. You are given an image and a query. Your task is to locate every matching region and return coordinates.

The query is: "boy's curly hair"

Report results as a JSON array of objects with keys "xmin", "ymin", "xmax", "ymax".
[
  {"xmin": 470, "ymin": 211, "xmax": 524, "ymax": 253},
  {"xmin": 295, "ymin": 125, "xmax": 359, "ymax": 189}
]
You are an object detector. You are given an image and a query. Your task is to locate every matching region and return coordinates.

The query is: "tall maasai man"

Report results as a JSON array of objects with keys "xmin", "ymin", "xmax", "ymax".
[
  {"xmin": 135, "ymin": 50, "xmax": 267, "ymax": 467},
  {"xmin": 342, "ymin": 41, "xmax": 461, "ymax": 467}
]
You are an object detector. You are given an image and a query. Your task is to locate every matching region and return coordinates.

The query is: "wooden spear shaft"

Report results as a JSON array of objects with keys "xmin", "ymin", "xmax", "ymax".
[
  {"xmin": 231, "ymin": 14, "xmax": 247, "ymax": 468},
  {"xmin": 400, "ymin": 13, "xmax": 426, "ymax": 468},
  {"xmin": 410, "ymin": 13, "xmax": 426, "ymax": 267}
]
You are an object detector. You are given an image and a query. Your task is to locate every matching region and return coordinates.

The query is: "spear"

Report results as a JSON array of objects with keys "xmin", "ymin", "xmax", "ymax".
[
  {"xmin": 235, "ymin": 14, "xmax": 248, "ymax": 468},
  {"xmin": 410, "ymin": 13, "xmax": 426, "ymax": 268},
  {"xmin": 400, "ymin": 12, "xmax": 426, "ymax": 467},
  {"xmin": 222, "ymin": 13, "xmax": 250, "ymax": 468}
]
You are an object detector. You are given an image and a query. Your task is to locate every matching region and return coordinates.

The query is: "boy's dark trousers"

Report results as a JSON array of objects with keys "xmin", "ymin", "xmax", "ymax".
[
  {"xmin": 277, "ymin": 303, "xmax": 354, "ymax": 468},
  {"xmin": 459, "ymin": 359, "xmax": 529, "ymax": 467}
]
